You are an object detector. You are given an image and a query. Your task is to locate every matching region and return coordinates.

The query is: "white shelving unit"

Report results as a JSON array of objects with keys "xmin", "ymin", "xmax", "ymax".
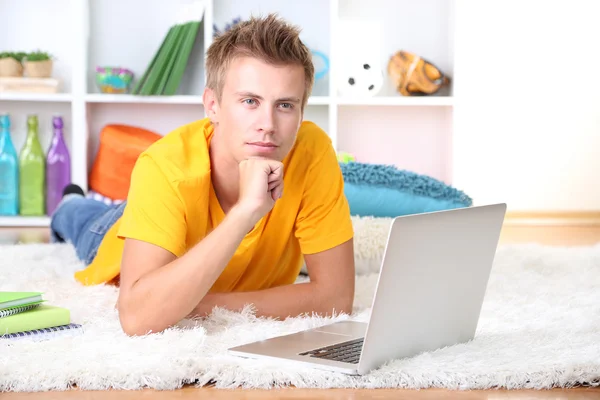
[
  {"xmin": 0, "ymin": 0, "xmax": 455, "ymax": 227},
  {"xmin": 0, "ymin": 93, "xmax": 74, "ymax": 102},
  {"xmin": 0, "ymin": 216, "xmax": 50, "ymax": 228}
]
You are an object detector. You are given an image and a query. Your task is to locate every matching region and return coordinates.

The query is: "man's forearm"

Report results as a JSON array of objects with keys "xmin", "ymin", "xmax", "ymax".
[
  {"xmin": 120, "ymin": 206, "xmax": 256, "ymax": 335},
  {"xmin": 190, "ymin": 281, "xmax": 354, "ymax": 320}
]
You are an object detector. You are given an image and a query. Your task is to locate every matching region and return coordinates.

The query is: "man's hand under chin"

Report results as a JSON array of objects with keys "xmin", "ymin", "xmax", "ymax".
[{"xmin": 237, "ymin": 157, "xmax": 284, "ymax": 221}]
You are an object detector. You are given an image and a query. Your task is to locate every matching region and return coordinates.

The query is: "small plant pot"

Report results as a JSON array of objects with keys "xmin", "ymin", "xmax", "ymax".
[
  {"xmin": 23, "ymin": 59, "xmax": 53, "ymax": 78},
  {"xmin": 0, "ymin": 57, "xmax": 24, "ymax": 77}
]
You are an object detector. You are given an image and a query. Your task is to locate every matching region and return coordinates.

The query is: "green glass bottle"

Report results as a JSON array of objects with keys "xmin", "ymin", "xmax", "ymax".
[{"xmin": 19, "ymin": 115, "xmax": 46, "ymax": 216}]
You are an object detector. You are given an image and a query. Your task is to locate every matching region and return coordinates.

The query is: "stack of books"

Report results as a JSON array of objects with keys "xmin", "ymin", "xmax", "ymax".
[
  {"xmin": 131, "ymin": 1, "xmax": 205, "ymax": 95},
  {"xmin": 0, "ymin": 291, "xmax": 82, "ymax": 341}
]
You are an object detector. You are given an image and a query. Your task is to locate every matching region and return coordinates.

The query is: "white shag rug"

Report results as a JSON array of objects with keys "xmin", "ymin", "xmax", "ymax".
[{"xmin": 1, "ymin": 216, "xmax": 599, "ymax": 392}]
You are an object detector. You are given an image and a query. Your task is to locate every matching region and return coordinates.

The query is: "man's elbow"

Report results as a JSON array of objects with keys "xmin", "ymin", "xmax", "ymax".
[
  {"xmin": 313, "ymin": 281, "xmax": 354, "ymax": 317},
  {"xmin": 326, "ymin": 293, "xmax": 354, "ymax": 316},
  {"xmin": 118, "ymin": 306, "xmax": 143, "ymax": 337},
  {"xmin": 118, "ymin": 316, "xmax": 139, "ymax": 337},
  {"xmin": 339, "ymin": 298, "xmax": 354, "ymax": 315},
  {"xmin": 118, "ymin": 301, "xmax": 158, "ymax": 337},
  {"xmin": 338, "ymin": 281, "xmax": 355, "ymax": 315}
]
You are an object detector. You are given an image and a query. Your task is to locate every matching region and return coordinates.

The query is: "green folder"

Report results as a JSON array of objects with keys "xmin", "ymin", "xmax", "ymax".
[
  {"xmin": 0, "ymin": 291, "xmax": 43, "ymax": 310},
  {"xmin": 0, "ymin": 304, "xmax": 70, "ymax": 335}
]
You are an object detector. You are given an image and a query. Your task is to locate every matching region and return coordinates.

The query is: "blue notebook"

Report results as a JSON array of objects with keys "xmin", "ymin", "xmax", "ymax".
[{"xmin": 1, "ymin": 323, "xmax": 83, "ymax": 341}]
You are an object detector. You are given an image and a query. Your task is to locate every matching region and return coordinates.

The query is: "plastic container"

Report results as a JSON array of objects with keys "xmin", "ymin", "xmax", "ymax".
[{"xmin": 96, "ymin": 67, "xmax": 134, "ymax": 94}]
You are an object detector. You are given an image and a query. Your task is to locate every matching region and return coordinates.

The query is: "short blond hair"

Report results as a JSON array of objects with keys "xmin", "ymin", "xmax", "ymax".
[{"xmin": 206, "ymin": 13, "xmax": 315, "ymax": 108}]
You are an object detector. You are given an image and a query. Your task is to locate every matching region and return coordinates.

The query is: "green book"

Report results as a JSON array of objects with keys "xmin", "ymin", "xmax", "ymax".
[
  {"xmin": 140, "ymin": 23, "xmax": 186, "ymax": 95},
  {"xmin": 0, "ymin": 291, "xmax": 43, "ymax": 310},
  {"xmin": 0, "ymin": 305, "xmax": 70, "ymax": 335},
  {"xmin": 132, "ymin": 25, "xmax": 177, "ymax": 94},
  {"xmin": 163, "ymin": 21, "xmax": 200, "ymax": 95},
  {"xmin": 155, "ymin": 24, "xmax": 188, "ymax": 95}
]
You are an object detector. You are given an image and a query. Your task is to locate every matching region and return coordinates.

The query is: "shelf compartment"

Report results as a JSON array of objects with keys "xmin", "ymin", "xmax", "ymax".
[
  {"xmin": 337, "ymin": 105, "xmax": 453, "ymax": 184},
  {"xmin": 87, "ymin": 0, "xmax": 206, "ymax": 96},
  {"xmin": 0, "ymin": 102, "xmax": 73, "ymax": 162},
  {"xmin": 214, "ymin": 0, "xmax": 331, "ymax": 97},
  {"xmin": 0, "ymin": 0, "xmax": 76, "ymax": 93},
  {"xmin": 86, "ymin": 102, "xmax": 206, "ymax": 171},
  {"xmin": 337, "ymin": 0, "xmax": 454, "ymax": 98}
]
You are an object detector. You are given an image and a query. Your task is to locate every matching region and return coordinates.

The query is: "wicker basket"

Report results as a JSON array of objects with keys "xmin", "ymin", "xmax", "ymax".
[
  {"xmin": 0, "ymin": 57, "xmax": 23, "ymax": 77},
  {"xmin": 23, "ymin": 59, "xmax": 53, "ymax": 78}
]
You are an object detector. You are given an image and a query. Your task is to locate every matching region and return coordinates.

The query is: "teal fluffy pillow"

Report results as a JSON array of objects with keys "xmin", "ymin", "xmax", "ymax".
[{"xmin": 340, "ymin": 162, "xmax": 472, "ymax": 217}]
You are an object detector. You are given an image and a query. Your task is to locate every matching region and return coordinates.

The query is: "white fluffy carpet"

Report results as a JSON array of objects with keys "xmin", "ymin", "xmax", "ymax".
[{"xmin": 1, "ymin": 217, "xmax": 599, "ymax": 392}]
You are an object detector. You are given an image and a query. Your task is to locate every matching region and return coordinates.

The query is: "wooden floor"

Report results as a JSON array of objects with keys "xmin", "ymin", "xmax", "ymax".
[
  {"xmin": 2, "ymin": 215, "xmax": 600, "ymax": 399},
  {"xmin": 3, "ymin": 386, "xmax": 600, "ymax": 399}
]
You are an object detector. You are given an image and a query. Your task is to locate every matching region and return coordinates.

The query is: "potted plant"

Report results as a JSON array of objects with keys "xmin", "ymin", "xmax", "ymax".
[
  {"xmin": 0, "ymin": 52, "xmax": 25, "ymax": 77},
  {"xmin": 23, "ymin": 50, "xmax": 53, "ymax": 78}
]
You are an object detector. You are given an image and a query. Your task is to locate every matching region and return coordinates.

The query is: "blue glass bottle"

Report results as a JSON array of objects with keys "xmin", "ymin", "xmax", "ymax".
[{"xmin": 0, "ymin": 114, "xmax": 19, "ymax": 215}]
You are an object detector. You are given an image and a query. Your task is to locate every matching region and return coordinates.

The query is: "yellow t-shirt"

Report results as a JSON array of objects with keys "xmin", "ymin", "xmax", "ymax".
[{"xmin": 74, "ymin": 118, "xmax": 353, "ymax": 291}]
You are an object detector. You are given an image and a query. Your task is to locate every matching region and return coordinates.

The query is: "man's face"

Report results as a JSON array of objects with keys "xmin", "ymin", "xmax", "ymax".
[{"xmin": 206, "ymin": 56, "xmax": 305, "ymax": 163}]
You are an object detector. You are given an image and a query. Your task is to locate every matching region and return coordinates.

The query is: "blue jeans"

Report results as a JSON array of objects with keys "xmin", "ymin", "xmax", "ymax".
[{"xmin": 50, "ymin": 196, "xmax": 127, "ymax": 265}]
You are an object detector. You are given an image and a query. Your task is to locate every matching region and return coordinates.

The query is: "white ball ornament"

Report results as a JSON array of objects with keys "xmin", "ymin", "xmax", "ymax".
[{"xmin": 338, "ymin": 61, "xmax": 384, "ymax": 97}]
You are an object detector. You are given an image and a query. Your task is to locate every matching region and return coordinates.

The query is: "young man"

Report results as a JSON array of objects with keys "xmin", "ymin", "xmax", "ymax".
[{"xmin": 51, "ymin": 14, "xmax": 355, "ymax": 336}]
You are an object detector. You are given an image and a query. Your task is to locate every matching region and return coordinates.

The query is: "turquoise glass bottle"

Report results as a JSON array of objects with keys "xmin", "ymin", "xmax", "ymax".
[
  {"xmin": 0, "ymin": 114, "xmax": 19, "ymax": 215},
  {"xmin": 19, "ymin": 115, "xmax": 46, "ymax": 216}
]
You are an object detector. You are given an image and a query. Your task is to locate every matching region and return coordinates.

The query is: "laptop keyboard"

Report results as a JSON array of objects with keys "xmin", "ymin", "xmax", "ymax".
[{"xmin": 298, "ymin": 338, "xmax": 364, "ymax": 364}]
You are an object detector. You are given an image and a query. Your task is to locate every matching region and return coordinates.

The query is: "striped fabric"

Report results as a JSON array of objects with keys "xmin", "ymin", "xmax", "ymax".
[{"xmin": 86, "ymin": 191, "xmax": 125, "ymax": 206}]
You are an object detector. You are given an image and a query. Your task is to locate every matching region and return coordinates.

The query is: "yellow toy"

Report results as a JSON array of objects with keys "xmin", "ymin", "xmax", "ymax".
[{"xmin": 337, "ymin": 151, "xmax": 356, "ymax": 163}]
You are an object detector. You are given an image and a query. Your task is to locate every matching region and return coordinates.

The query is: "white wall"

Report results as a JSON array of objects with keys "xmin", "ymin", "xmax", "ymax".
[{"xmin": 452, "ymin": 0, "xmax": 600, "ymax": 211}]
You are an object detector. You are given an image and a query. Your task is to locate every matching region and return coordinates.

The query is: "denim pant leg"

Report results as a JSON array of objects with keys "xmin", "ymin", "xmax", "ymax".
[{"xmin": 50, "ymin": 197, "xmax": 127, "ymax": 265}]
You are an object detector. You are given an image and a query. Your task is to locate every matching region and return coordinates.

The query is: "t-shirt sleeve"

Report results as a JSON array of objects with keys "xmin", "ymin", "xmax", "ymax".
[
  {"xmin": 117, "ymin": 153, "xmax": 187, "ymax": 257},
  {"xmin": 294, "ymin": 143, "xmax": 354, "ymax": 255}
]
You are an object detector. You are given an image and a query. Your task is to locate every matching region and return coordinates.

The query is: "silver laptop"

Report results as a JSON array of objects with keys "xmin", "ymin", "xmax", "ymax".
[{"xmin": 228, "ymin": 203, "xmax": 507, "ymax": 375}]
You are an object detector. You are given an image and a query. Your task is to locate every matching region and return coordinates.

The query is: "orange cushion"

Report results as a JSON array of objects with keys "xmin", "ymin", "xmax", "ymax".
[{"xmin": 89, "ymin": 124, "xmax": 161, "ymax": 200}]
